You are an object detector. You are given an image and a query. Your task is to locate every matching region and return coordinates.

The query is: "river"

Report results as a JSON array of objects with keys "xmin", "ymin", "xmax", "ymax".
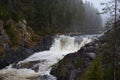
[{"xmin": 0, "ymin": 35, "xmax": 99, "ymax": 80}]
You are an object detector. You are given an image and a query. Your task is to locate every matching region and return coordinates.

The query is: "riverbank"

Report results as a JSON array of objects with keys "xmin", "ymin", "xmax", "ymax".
[
  {"xmin": 50, "ymin": 36, "xmax": 100, "ymax": 80},
  {"xmin": 0, "ymin": 35, "xmax": 54, "ymax": 69},
  {"xmin": 50, "ymin": 26, "xmax": 120, "ymax": 80}
]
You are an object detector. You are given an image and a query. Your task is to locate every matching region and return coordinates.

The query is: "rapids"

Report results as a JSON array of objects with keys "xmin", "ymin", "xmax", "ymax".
[{"xmin": 0, "ymin": 35, "xmax": 98, "ymax": 80}]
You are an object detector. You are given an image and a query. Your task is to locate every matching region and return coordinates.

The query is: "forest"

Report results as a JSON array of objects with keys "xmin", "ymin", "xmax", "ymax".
[
  {"xmin": 0, "ymin": 0, "xmax": 103, "ymax": 35},
  {"xmin": 1, "ymin": 0, "xmax": 120, "ymax": 80}
]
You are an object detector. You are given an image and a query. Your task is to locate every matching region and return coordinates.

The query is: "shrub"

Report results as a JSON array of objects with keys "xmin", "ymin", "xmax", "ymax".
[
  {"xmin": 4, "ymin": 22, "xmax": 18, "ymax": 46},
  {"xmin": 82, "ymin": 57, "xmax": 104, "ymax": 80},
  {"xmin": 0, "ymin": 5, "xmax": 9, "ymax": 20}
]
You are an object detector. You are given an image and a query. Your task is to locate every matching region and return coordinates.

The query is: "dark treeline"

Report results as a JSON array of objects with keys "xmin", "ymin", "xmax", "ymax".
[
  {"xmin": 0, "ymin": 0, "xmax": 103, "ymax": 35},
  {"xmin": 83, "ymin": 1, "xmax": 103, "ymax": 34}
]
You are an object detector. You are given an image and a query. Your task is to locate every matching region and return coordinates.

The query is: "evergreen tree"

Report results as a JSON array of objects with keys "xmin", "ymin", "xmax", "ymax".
[{"xmin": 83, "ymin": 57, "xmax": 104, "ymax": 80}]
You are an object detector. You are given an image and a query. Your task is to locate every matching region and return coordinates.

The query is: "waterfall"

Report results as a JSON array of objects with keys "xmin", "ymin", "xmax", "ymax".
[{"xmin": 0, "ymin": 35, "xmax": 96, "ymax": 80}]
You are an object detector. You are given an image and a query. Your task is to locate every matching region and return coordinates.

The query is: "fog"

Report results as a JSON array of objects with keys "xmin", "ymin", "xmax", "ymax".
[
  {"xmin": 83, "ymin": 0, "xmax": 111, "ymax": 26},
  {"xmin": 83, "ymin": 0, "xmax": 111, "ymax": 12}
]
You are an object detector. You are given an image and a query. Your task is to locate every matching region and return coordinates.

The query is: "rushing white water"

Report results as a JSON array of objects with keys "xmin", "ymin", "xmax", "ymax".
[{"xmin": 0, "ymin": 35, "xmax": 97, "ymax": 80}]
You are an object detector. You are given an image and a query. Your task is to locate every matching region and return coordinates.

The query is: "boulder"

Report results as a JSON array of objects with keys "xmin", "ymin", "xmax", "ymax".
[
  {"xmin": 50, "ymin": 49, "xmax": 93, "ymax": 80},
  {"xmin": 50, "ymin": 40, "xmax": 98, "ymax": 80},
  {"xmin": 0, "ymin": 35, "xmax": 54, "ymax": 69}
]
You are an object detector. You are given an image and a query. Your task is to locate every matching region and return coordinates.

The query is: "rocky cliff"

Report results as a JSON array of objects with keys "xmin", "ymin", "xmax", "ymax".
[{"xmin": 0, "ymin": 19, "xmax": 54, "ymax": 69}]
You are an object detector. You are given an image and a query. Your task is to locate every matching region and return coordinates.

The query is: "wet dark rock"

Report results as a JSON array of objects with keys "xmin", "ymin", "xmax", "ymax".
[
  {"xmin": 2, "ymin": 43, "xmax": 10, "ymax": 49},
  {"xmin": 86, "ymin": 52, "xmax": 96, "ymax": 59},
  {"xmin": 50, "ymin": 32, "xmax": 110, "ymax": 80},
  {"xmin": 38, "ymin": 75, "xmax": 56, "ymax": 80},
  {"xmin": 51, "ymin": 51, "xmax": 90, "ymax": 80},
  {"xmin": 50, "ymin": 41, "xmax": 98, "ymax": 80},
  {"xmin": 13, "ymin": 60, "xmax": 40, "ymax": 68},
  {"xmin": 32, "ymin": 65, "xmax": 39, "ymax": 72},
  {"xmin": 33, "ymin": 36, "xmax": 54, "ymax": 52},
  {"xmin": 12, "ymin": 60, "xmax": 47, "ymax": 72},
  {"xmin": 0, "ymin": 48, "xmax": 33, "ymax": 69},
  {"xmin": 0, "ymin": 36, "xmax": 54, "ymax": 69}
]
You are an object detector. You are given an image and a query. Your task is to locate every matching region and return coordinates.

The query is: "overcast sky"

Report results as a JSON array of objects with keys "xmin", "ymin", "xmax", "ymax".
[
  {"xmin": 83, "ymin": 0, "xmax": 111, "ymax": 26},
  {"xmin": 83, "ymin": 0, "xmax": 109, "ymax": 12}
]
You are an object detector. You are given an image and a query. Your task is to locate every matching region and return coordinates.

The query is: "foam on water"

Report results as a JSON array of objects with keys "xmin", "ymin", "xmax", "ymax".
[{"xmin": 0, "ymin": 35, "xmax": 96, "ymax": 80}]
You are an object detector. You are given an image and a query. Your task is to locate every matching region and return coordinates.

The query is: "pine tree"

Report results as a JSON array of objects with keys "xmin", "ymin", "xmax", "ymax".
[{"xmin": 83, "ymin": 57, "xmax": 104, "ymax": 80}]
